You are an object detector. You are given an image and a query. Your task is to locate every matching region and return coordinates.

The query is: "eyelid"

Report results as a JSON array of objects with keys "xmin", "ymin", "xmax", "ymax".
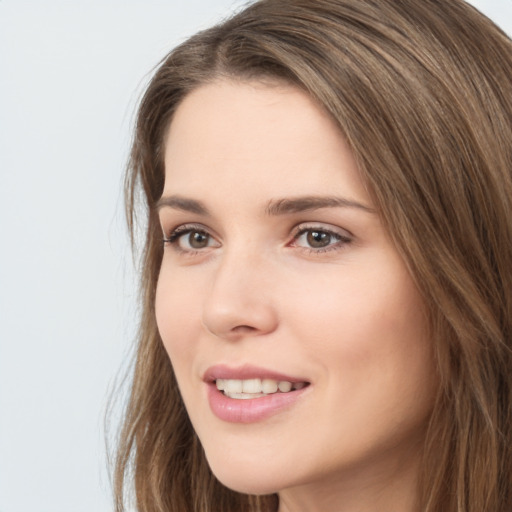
[
  {"xmin": 162, "ymin": 222, "xmax": 214, "ymax": 241},
  {"xmin": 160, "ymin": 220, "xmax": 353, "ymax": 256},
  {"xmin": 162, "ymin": 222, "xmax": 221, "ymax": 254},
  {"xmin": 290, "ymin": 222, "xmax": 353, "ymax": 240},
  {"xmin": 288, "ymin": 222, "xmax": 353, "ymax": 253}
]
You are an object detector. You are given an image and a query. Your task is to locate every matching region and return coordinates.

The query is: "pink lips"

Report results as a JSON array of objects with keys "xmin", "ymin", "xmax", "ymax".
[{"xmin": 204, "ymin": 364, "xmax": 310, "ymax": 423}]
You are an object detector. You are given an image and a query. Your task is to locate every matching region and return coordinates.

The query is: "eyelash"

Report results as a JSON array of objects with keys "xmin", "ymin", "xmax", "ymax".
[
  {"xmin": 290, "ymin": 225, "xmax": 352, "ymax": 254},
  {"xmin": 163, "ymin": 223, "xmax": 214, "ymax": 255},
  {"xmin": 162, "ymin": 223, "xmax": 353, "ymax": 255}
]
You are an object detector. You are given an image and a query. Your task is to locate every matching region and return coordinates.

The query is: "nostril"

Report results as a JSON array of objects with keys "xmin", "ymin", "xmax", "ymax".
[{"xmin": 232, "ymin": 325, "xmax": 257, "ymax": 334}]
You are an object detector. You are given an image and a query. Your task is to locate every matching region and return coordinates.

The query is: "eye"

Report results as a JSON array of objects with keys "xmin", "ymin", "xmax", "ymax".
[
  {"xmin": 180, "ymin": 231, "xmax": 212, "ymax": 249},
  {"xmin": 302, "ymin": 230, "xmax": 335, "ymax": 248},
  {"xmin": 163, "ymin": 225, "xmax": 220, "ymax": 252},
  {"xmin": 291, "ymin": 225, "xmax": 352, "ymax": 252}
]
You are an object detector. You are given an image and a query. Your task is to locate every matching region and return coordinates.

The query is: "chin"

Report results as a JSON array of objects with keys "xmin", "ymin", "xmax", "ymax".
[{"xmin": 205, "ymin": 452, "xmax": 287, "ymax": 495}]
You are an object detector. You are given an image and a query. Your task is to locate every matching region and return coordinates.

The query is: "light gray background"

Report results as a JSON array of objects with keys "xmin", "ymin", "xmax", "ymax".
[{"xmin": 1, "ymin": 1, "xmax": 511, "ymax": 511}]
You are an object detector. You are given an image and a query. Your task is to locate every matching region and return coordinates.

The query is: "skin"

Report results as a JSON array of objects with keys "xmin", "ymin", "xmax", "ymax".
[{"xmin": 155, "ymin": 79, "xmax": 438, "ymax": 512}]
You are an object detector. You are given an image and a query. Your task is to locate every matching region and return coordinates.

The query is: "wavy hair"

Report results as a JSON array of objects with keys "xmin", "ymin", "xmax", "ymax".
[{"xmin": 113, "ymin": 1, "xmax": 512, "ymax": 510}]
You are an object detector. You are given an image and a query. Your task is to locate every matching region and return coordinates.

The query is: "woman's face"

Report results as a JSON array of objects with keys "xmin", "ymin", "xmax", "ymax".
[{"xmin": 156, "ymin": 80, "xmax": 437, "ymax": 500}]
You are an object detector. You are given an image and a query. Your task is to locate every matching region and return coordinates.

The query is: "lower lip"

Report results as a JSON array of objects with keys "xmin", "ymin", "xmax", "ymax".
[{"xmin": 206, "ymin": 383, "xmax": 309, "ymax": 423}]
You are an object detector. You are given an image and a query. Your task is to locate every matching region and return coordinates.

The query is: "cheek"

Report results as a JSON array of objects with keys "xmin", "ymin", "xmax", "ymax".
[
  {"xmin": 286, "ymin": 259, "xmax": 427, "ymax": 350},
  {"xmin": 155, "ymin": 266, "xmax": 201, "ymax": 373},
  {"xmin": 287, "ymin": 257, "xmax": 435, "ymax": 408},
  {"xmin": 289, "ymin": 270, "xmax": 436, "ymax": 460}
]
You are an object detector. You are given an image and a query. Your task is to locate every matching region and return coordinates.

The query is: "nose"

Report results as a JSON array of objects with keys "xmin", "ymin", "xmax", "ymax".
[{"xmin": 201, "ymin": 251, "xmax": 279, "ymax": 341}]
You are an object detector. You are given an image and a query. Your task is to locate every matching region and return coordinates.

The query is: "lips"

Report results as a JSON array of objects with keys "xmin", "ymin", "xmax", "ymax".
[
  {"xmin": 217, "ymin": 378, "xmax": 307, "ymax": 397},
  {"xmin": 203, "ymin": 364, "xmax": 308, "ymax": 383},
  {"xmin": 204, "ymin": 364, "xmax": 310, "ymax": 423}
]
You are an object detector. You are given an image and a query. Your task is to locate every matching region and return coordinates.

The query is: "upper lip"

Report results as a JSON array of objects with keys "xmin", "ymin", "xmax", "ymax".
[{"xmin": 203, "ymin": 364, "xmax": 309, "ymax": 384}]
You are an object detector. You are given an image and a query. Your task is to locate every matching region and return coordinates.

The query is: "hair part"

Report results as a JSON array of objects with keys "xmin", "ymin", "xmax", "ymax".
[{"xmin": 115, "ymin": 1, "xmax": 512, "ymax": 510}]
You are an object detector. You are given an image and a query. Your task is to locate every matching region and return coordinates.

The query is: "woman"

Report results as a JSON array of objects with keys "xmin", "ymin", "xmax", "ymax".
[{"xmin": 114, "ymin": 0, "xmax": 512, "ymax": 510}]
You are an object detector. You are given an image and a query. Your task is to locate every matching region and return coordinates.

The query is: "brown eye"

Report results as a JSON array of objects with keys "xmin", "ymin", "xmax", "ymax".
[
  {"xmin": 292, "ymin": 225, "xmax": 351, "ymax": 253},
  {"xmin": 165, "ymin": 226, "xmax": 220, "ymax": 252},
  {"xmin": 306, "ymin": 230, "xmax": 332, "ymax": 248},
  {"xmin": 188, "ymin": 231, "xmax": 210, "ymax": 249}
]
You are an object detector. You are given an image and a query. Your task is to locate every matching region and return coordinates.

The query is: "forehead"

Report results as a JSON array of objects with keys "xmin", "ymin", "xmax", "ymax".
[{"xmin": 162, "ymin": 79, "xmax": 370, "ymax": 205}]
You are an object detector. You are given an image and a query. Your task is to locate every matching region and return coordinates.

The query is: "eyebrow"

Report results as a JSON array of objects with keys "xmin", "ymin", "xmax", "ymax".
[
  {"xmin": 155, "ymin": 194, "xmax": 376, "ymax": 216},
  {"xmin": 265, "ymin": 196, "xmax": 376, "ymax": 215},
  {"xmin": 155, "ymin": 195, "xmax": 210, "ymax": 215}
]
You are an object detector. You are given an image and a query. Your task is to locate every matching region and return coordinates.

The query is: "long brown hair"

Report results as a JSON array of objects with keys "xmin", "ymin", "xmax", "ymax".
[{"xmin": 113, "ymin": 1, "xmax": 512, "ymax": 510}]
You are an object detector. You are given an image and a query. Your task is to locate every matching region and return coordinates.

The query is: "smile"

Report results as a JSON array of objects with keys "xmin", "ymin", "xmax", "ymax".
[
  {"xmin": 216, "ymin": 378, "xmax": 308, "ymax": 399},
  {"xmin": 204, "ymin": 365, "xmax": 311, "ymax": 423}
]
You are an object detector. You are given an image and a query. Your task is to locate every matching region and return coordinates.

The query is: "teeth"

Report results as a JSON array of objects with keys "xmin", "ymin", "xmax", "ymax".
[
  {"xmin": 242, "ymin": 378, "xmax": 261, "ymax": 393},
  {"xmin": 225, "ymin": 392, "xmax": 267, "ymax": 400},
  {"xmin": 262, "ymin": 379, "xmax": 278, "ymax": 393},
  {"xmin": 224, "ymin": 379, "xmax": 242, "ymax": 394},
  {"xmin": 215, "ymin": 378, "xmax": 307, "ymax": 398},
  {"xmin": 278, "ymin": 381, "xmax": 292, "ymax": 392}
]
